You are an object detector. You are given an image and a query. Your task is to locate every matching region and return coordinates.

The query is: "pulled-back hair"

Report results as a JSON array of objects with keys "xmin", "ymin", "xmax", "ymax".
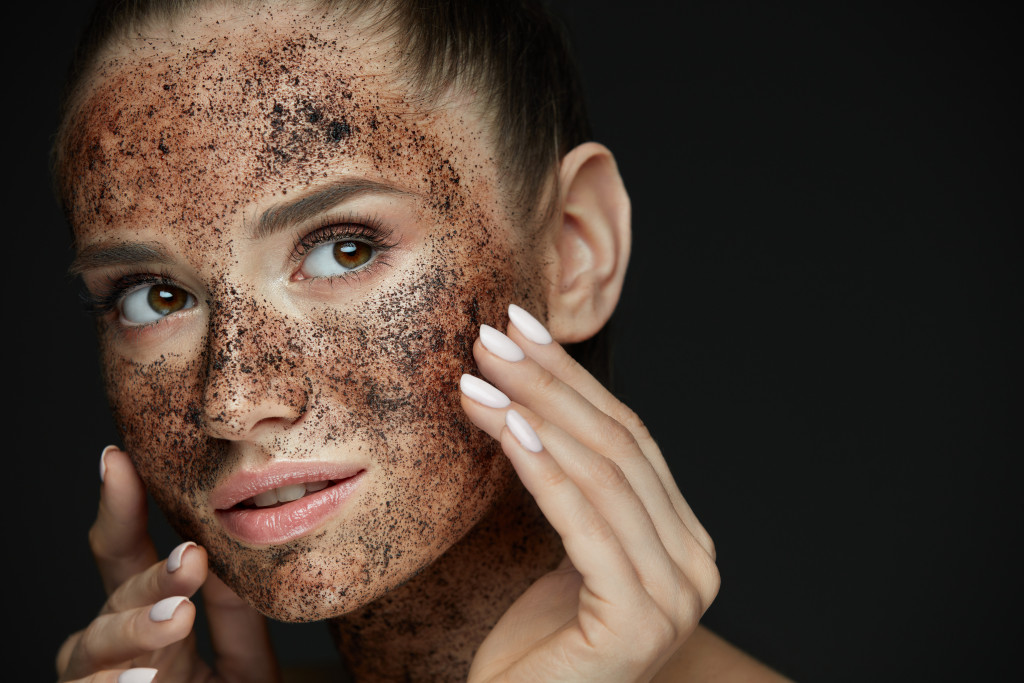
[{"xmin": 54, "ymin": 0, "xmax": 591, "ymax": 223}]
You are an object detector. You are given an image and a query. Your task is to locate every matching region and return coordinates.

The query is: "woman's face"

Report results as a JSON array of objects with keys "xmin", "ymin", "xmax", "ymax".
[{"xmin": 63, "ymin": 7, "xmax": 545, "ymax": 620}]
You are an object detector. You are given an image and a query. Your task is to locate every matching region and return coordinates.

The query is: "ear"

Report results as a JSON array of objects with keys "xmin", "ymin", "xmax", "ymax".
[{"xmin": 543, "ymin": 142, "xmax": 631, "ymax": 344}]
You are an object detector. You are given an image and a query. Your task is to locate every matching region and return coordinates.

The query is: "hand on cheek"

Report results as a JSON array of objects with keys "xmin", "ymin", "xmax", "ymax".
[{"xmin": 460, "ymin": 304, "xmax": 720, "ymax": 683}]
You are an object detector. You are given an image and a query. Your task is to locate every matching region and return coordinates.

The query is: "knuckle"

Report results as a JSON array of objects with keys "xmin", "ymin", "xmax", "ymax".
[
  {"xmin": 548, "ymin": 345, "xmax": 579, "ymax": 377},
  {"xmin": 571, "ymin": 507, "xmax": 616, "ymax": 545},
  {"xmin": 55, "ymin": 630, "xmax": 83, "ymax": 674},
  {"xmin": 530, "ymin": 365, "xmax": 561, "ymax": 397},
  {"xmin": 646, "ymin": 608, "xmax": 680, "ymax": 651},
  {"xmin": 587, "ymin": 456, "xmax": 629, "ymax": 492},
  {"xmin": 674, "ymin": 580, "xmax": 706, "ymax": 625},
  {"xmin": 702, "ymin": 531, "xmax": 718, "ymax": 563},
  {"xmin": 597, "ymin": 417, "xmax": 638, "ymax": 454},
  {"xmin": 700, "ymin": 556, "xmax": 722, "ymax": 607},
  {"xmin": 627, "ymin": 606, "xmax": 678, "ymax": 661},
  {"xmin": 539, "ymin": 463, "xmax": 571, "ymax": 491},
  {"xmin": 615, "ymin": 404, "xmax": 652, "ymax": 442},
  {"xmin": 87, "ymin": 523, "xmax": 104, "ymax": 556},
  {"xmin": 76, "ymin": 620, "xmax": 105, "ymax": 662}
]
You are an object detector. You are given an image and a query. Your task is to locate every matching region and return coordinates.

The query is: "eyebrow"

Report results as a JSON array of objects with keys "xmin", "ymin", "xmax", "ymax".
[
  {"xmin": 68, "ymin": 241, "xmax": 174, "ymax": 277},
  {"xmin": 68, "ymin": 179, "xmax": 415, "ymax": 276},
  {"xmin": 250, "ymin": 178, "xmax": 414, "ymax": 240}
]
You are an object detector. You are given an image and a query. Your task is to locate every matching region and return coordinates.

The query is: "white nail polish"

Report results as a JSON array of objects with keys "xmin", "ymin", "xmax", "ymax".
[
  {"xmin": 508, "ymin": 304, "xmax": 553, "ymax": 345},
  {"xmin": 506, "ymin": 409, "xmax": 543, "ymax": 453},
  {"xmin": 150, "ymin": 596, "xmax": 189, "ymax": 622},
  {"xmin": 99, "ymin": 445, "xmax": 117, "ymax": 483},
  {"xmin": 480, "ymin": 324, "xmax": 525, "ymax": 362},
  {"xmin": 118, "ymin": 669, "xmax": 158, "ymax": 683},
  {"xmin": 460, "ymin": 374, "xmax": 511, "ymax": 408},
  {"xmin": 167, "ymin": 541, "xmax": 197, "ymax": 573}
]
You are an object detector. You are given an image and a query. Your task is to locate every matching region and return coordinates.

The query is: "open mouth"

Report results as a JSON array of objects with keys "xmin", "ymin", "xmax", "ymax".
[
  {"xmin": 234, "ymin": 479, "xmax": 343, "ymax": 509},
  {"xmin": 213, "ymin": 468, "xmax": 366, "ymax": 545}
]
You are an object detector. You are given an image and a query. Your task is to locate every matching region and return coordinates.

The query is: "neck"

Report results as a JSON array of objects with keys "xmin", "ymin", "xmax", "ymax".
[{"xmin": 329, "ymin": 481, "xmax": 563, "ymax": 682}]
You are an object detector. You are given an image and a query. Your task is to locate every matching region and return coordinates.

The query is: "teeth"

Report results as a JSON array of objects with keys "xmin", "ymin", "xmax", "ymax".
[
  {"xmin": 243, "ymin": 480, "xmax": 332, "ymax": 508},
  {"xmin": 253, "ymin": 490, "xmax": 279, "ymax": 507},
  {"xmin": 276, "ymin": 484, "xmax": 306, "ymax": 503}
]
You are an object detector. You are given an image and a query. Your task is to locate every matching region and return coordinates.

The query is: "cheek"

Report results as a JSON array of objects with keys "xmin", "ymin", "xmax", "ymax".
[
  {"xmin": 101, "ymin": 331, "xmax": 214, "ymax": 512},
  {"xmin": 98, "ymin": 222, "xmax": 528, "ymax": 619}
]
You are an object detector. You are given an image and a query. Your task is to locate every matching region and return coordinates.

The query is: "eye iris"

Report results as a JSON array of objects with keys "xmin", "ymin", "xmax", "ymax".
[
  {"xmin": 147, "ymin": 285, "xmax": 188, "ymax": 315},
  {"xmin": 334, "ymin": 241, "xmax": 372, "ymax": 269}
]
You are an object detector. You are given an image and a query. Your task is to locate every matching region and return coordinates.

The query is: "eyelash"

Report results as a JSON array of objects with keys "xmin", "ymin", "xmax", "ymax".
[
  {"xmin": 82, "ymin": 269, "xmax": 180, "ymax": 319},
  {"xmin": 291, "ymin": 215, "xmax": 398, "ymax": 263},
  {"xmin": 82, "ymin": 218, "xmax": 400, "ymax": 320}
]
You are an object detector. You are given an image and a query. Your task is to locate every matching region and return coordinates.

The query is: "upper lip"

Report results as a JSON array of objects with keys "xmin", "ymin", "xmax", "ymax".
[{"xmin": 210, "ymin": 461, "xmax": 366, "ymax": 510}]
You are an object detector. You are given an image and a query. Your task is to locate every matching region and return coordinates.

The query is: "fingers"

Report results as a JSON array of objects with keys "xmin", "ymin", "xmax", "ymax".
[
  {"xmin": 91, "ymin": 447, "xmax": 159, "ymax": 594},
  {"xmin": 204, "ymin": 573, "xmax": 280, "ymax": 683},
  {"xmin": 58, "ymin": 541, "xmax": 206, "ymax": 681},
  {"xmin": 499, "ymin": 305, "xmax": 715, "ymax": 558},
  {"xmin": 101, "ymin": 542, "xmax": 205, "ymax": 615},
  {"xmin": 499, "ymin": 408, "xmax": 693, "ymax": 610},
  {"xmin": 460, "ymin": 304, "xmax": 720, "ymax": 607},
  {"xmin": 492, "ymin": 408, "xmax": 713, "ymax": 682},
  {"xmin": 61, "ymin": 595, "xmax": 194, "ymax": 680}
]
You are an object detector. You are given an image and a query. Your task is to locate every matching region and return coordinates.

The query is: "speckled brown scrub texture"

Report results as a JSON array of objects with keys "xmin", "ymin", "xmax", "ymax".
[{"xmin": 60, "ymin": 4, "xmax": 556, "ymax": 632}]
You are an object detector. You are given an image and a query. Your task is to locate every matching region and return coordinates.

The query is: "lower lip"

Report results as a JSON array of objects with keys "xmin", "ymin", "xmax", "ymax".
[{"xmin": 215, "ymin": 474, "xmax": 364, "ymax": 545}]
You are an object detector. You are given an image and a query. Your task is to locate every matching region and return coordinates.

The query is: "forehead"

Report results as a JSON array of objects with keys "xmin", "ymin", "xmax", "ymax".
[{"xmin": 63, "ymin": 6, "xmax": 492, "ymax": 247}]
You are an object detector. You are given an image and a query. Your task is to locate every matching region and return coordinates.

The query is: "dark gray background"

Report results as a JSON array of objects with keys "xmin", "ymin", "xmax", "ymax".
[{"xmin": 10, "ymin": 1, "xmax": 1019, "ymax": 680}]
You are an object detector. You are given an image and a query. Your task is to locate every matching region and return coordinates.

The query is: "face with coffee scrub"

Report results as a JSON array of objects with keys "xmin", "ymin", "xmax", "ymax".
[{"xmin": 64, "ymin": 7, "xmax": 551, "ymax": 620}]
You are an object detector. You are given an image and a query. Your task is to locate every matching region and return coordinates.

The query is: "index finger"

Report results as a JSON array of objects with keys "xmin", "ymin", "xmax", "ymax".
[
  {"xmin": 504, "ymin": 304, "xmax": 715, "ymax": 556},
  {"xmin": 89, "ymin": 446, "xmax": 159, "ymax": 594}
]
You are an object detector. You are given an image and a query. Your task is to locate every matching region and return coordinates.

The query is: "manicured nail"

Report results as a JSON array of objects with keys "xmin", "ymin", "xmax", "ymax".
[
  {"xmin": 480, "ymin": 324, "xmax": 525, "ymax": 362},
  {"xmin": 460, "ymin": 374, "xmax": 511, "ymax": 408},
  {"xmin": 99, "ymin": 445, "xmax": 118, "ymax": 483},
  {"xmin": 118, "ymin": 669, "xmax": 158, "ymax": 683},
  {"xmin": 167, "ymin": 541, "xmax": 197, "ymax": 573},
  {"xmin": 150, "ymin": 596, "xmax": 189, "ymax": 622},
  {"xmin": 508, "ymin": 304, "xmax": 553, "ymax": 345},
  {"xmin": 506, "ymin": 409, "xmax": 543, "ymax": 452}
]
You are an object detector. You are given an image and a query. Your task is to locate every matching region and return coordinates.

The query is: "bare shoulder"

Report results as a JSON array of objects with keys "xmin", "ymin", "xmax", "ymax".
[{"xmin": 653, "ymin": 626, "xmax": 793, "ymax": 682}]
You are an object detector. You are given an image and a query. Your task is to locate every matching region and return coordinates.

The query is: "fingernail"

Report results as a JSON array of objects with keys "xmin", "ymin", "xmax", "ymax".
[
  {"xmin": 150, "ymin": 596, "xmax": 189, "ymax": 622},
  {"xmin": 167, "ymin": 541, "xmax": 197, "ymax": 573},
  {"xmin": 118, "ymin": 669, "xmax": 158, "ymax": 683},
  {"xmin": 480, "ymin": 324, "xmax": 525, "ymax": 362},
  {"xmin": 506, "ymin": 409, "xmax": 543, "ymax": 452},
  {"xmin": 508, "ymin": 304, "xmax": 553, "ymax": 345},
  {"xmin": 460, "ymin": 374, "xmax": 511, "ymax": 408},
  {"xmin": 99, "ymin": 445, "xmax": 118, "ymax": 483}
]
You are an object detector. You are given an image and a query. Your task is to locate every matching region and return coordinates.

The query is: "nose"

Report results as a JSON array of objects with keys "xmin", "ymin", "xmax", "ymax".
[{"xmin": 201, "ymin": 303, "xmax": 309, "ymax": 441}]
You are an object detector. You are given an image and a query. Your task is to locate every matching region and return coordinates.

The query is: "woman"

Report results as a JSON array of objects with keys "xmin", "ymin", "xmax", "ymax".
[{"xmin": 54, "ymin": 1, "xmax": 785, "ymax": 680}]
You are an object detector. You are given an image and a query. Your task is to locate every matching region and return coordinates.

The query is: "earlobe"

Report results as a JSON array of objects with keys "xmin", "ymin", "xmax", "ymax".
[{"xmin": 545, "ymin": 142, "xmax": 631, "ymax": 344}]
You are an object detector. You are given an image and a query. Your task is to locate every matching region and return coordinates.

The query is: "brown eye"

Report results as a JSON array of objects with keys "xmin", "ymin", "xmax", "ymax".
[
  {"xmin": 121, "ymin": 283, "xmax": 196, "ymax": 325},
  {"xmin": 301, "ymin": 239, "xmax": 377, "ymax": 278},
  {"xmin": 148, "ymin": 285, "xmax": 191, "ymax": 315},
  {"xmin": 333, "ymin": 241, "xmax": 373, "ymax": 269}
]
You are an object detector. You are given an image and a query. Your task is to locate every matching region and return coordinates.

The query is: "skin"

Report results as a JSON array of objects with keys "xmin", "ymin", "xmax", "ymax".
[
  {"xmin": 56, "ymin": 5, "xmax": 786, "ymax": 682},
  {"xmin": 64, "ymin": 5, "xmax": 547, "ymax": 627}
]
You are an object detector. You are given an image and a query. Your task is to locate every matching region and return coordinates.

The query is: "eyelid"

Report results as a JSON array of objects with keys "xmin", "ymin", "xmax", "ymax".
[
  {"xmin": 81, "ymin": 269, "xmax": 184, "ymax": 318},
  {"xmin": 290, "ymin": 215, "xmax": 398, "ymax": 261}
]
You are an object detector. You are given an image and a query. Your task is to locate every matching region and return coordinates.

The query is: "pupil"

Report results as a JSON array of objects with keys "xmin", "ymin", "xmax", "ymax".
[
  {"xmin": 334, "ymin": 241, "xmax": 372, "ymax": 269},
  {"xmin": 148, "ymin": 285, "xmax": 185, "ymax": 314}
]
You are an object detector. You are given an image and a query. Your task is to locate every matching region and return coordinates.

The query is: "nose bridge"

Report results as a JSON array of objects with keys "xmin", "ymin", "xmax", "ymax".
[{"xmin": 201, "ymin": 289, "xmax": 308, "ymax": 439}]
